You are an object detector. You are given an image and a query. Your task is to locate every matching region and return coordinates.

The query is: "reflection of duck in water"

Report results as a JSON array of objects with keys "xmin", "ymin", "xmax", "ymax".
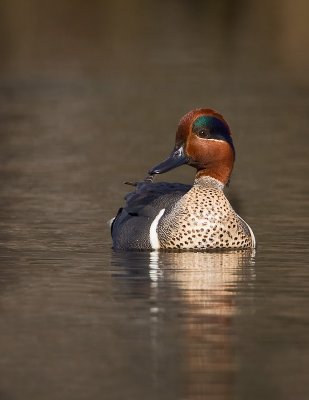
[
  {"xmin": 150, "ymin": 250, "xmax": 255, "ymax": 314},
  {"xmin": 149, "ymin": 249, "xmax": 255, "ymax": 314},
  {"xmin": 112, "ymin": 249, "xmax": 255, "ymax": 314},
  {"xmin": 111, "ymin": 249, "xmax": 256, "ymax": 399},
  {"xmin": 111, "ymin": 108, "xmax": 255, "ymax": 250}
]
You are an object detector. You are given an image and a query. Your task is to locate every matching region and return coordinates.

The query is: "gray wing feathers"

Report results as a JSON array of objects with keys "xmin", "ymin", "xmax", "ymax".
[{"xmin": 111, "ymin": 181, "xmax": 191, "ymax": 249}]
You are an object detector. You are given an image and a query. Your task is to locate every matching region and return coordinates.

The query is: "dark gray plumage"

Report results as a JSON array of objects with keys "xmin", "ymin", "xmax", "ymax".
[{"xmin": 111, "ymin": 181, "xmax": 191, "ymax": 250}]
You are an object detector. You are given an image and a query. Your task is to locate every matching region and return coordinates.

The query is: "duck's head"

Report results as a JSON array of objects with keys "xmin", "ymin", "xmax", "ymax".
[{"xmin": 149, "ymin": 108, "xmax": 235, "ymax": 185}]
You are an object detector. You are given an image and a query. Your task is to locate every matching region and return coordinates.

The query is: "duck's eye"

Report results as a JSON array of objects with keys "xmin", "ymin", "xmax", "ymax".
[{"xmin": 197, "ymin": 129, "xmax": 210, "ymax": 139}]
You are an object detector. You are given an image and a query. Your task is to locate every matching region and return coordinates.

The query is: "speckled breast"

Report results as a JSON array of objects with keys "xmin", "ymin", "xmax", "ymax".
[{"xmin": 158, "ymin": 177, "xmax": 253, "ymax": 250}]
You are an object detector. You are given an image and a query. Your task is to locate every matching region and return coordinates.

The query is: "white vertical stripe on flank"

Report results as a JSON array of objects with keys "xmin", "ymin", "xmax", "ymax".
[
  {"xmin": 107, "ymin": 217, "xmax": 115, "ymax": 227},
  {"xmin": 237, "ymin": 214, "xmax": 256, "ymax": 248},
  {"xmin": 149, "ymin": 209, "xmax": 165, "ymax": 249},
  {"xmin": 247, "ymin": 223, "xmax": 256, "ymax": 248}
]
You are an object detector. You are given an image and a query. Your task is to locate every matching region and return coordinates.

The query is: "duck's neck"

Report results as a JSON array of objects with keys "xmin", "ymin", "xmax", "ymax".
[
  {"xmin": 194, "ymin": 175, "xmax": 225, "ymax": 190},
  {"xmin": 196, "ymin": 163, "xmax": 233, "ymax": 186}
]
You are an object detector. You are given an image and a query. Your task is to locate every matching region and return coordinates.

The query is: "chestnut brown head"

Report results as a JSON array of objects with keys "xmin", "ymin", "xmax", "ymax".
[{"xmin": 149, "ymin": 109, "xmax": 235, "ymax": 185}]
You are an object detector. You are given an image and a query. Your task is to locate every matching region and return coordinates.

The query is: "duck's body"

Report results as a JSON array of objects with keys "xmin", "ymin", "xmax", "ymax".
[
  {"xmin": 111, "ymin": 108, "xmax": 255, "ymax": 251},
  {"xmin": 111, "ymin": 176, "xmax": 254, "ymax": 250}
]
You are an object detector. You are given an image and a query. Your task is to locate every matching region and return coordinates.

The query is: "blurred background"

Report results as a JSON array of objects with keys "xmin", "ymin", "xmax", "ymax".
[
  {"xmin": 0, "ymin": 1, "xmax": 308, "ymax": 400},
  {"xmin": 1, "ymin": 0, "xmax": 309, "ymax": 81}
]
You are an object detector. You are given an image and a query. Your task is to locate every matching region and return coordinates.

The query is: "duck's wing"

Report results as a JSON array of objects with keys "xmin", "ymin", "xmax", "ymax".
[
  {"xmin": 111, "ymin": 181, "xmax": 191, "ymax": 250},
  {"xmin": 124, "ymin": 181, "xmax": 191, "ymax": 214}
]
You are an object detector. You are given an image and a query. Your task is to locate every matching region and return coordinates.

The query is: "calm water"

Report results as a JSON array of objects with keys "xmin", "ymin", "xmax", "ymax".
[{"xmin": 0, "ymin": 1, "xmax": 309, "ymax": 399}]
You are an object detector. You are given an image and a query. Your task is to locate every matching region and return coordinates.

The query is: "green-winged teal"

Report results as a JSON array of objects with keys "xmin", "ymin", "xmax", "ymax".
[{"xmin": 111, "ymin": 108, "xmax": 255, "ymax": 250}]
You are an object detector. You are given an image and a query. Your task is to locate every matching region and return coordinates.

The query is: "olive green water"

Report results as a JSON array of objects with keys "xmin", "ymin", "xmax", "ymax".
[{"xmin": 0, "ymin": 1, "xmax": 309, "ymax": 399}]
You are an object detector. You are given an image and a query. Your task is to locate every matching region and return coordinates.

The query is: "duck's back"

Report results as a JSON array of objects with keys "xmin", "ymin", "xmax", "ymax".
[{"xmin": 111, "ymin": 181, "xmax": 191, "ymax": 250}]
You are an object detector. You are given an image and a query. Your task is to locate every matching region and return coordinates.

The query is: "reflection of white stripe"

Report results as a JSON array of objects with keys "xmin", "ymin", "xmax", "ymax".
[
  {"xmin": 149, "ymin": 251, "xmax": 160, "ymax": 284},
  {"xmin": 149, "ymin": 209, "xmax": 165, "ymax": 249}
]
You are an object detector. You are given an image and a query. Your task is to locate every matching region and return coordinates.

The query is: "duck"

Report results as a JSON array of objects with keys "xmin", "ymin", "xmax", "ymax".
[{"xmin": 111, "ymin": 108, "xmax": 255, "ymax": 250}]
